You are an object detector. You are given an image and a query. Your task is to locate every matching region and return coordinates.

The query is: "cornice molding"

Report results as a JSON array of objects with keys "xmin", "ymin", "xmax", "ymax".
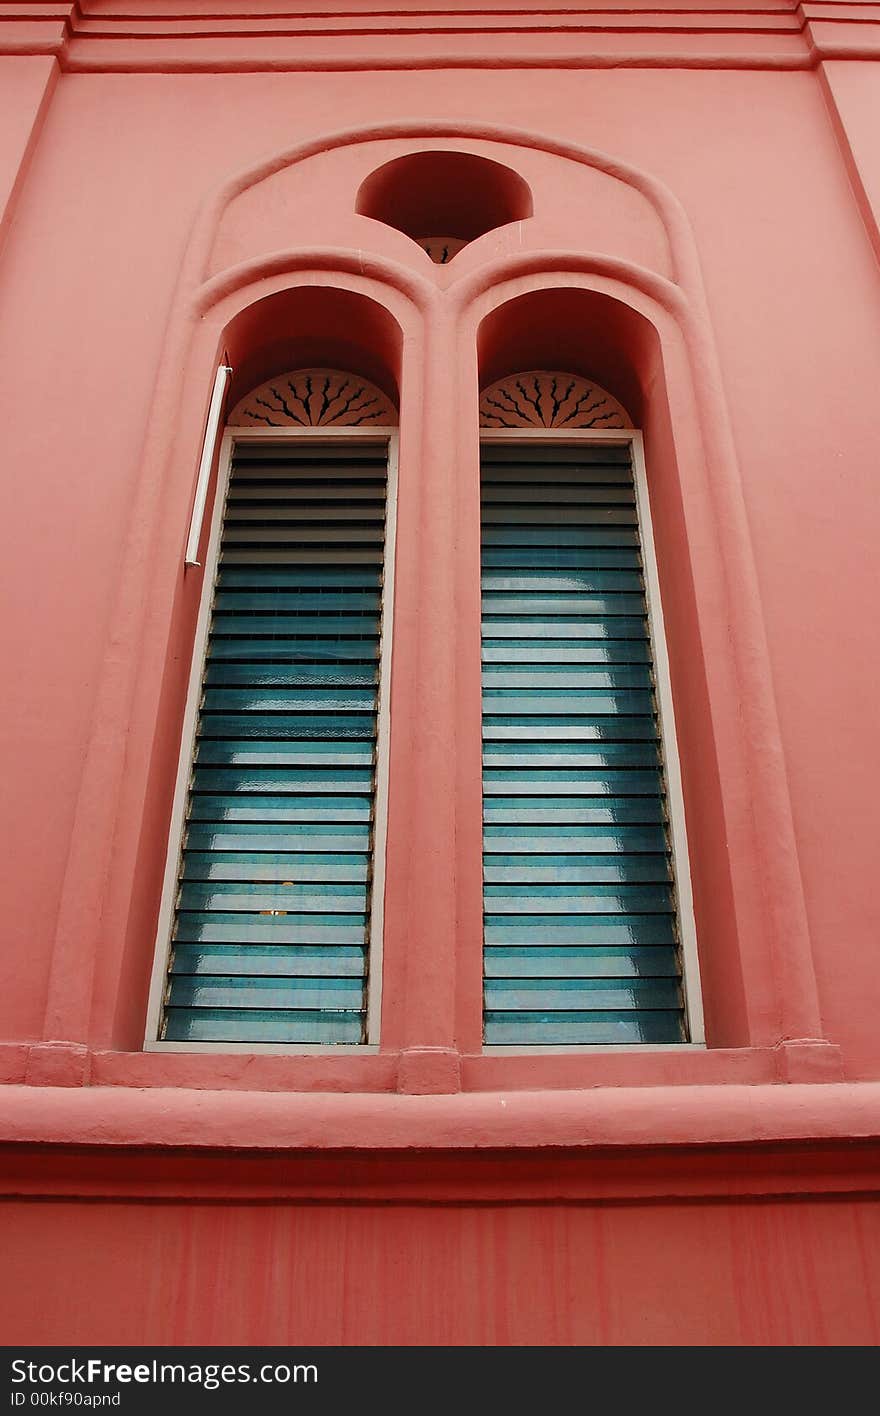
[{"xmin": 3, "ymin": 3, "xmax": 880, "ymax": 70}]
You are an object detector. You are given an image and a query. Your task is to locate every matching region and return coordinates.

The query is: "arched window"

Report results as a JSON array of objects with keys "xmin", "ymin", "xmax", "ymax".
[
  {"xmin": 133, "ymin": 140, "xmax": 783, "ymax": 1070},
  {"xmin": 477, "ymin": 372, "xmax": 701, "ymax": 1046},
  {"xmin": 147, "ymin": 368, "xmax": 399, "ymax": 1047}
]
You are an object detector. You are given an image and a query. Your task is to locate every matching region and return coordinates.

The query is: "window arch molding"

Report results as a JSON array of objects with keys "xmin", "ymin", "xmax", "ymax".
[
  {"xmin": 44, "ymin": 123, "xmax": 834, "ymax": 1085},
  {"xmin": 186, "ymin": 120, "xmax": 692, "ymax": 292},
  {"xmin": 56, "ymin": 128, "xmax": 700, "ymax": 1062},
  {"xmin": 83, "ymin": 265, "xmax": 429, "ymax": 1064},
  {"xmin": 442, "ymin": 265, "xmax": 824, "ymax": 1064}
]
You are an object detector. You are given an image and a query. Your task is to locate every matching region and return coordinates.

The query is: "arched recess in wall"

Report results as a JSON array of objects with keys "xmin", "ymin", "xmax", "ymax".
[
  {"xmin": 221, "ymin": 283, "xmax": 403, "ymax": 429},
  {"xmin": 474, "ymin": 286, "xmax": 747, "ymax": 1047},
  {"xmin": 200, "ymin": 122, "xmax": 679, "ymax": 290},
  {"xmin": 91, "ymin": 129, "xmax": 818, "ymax": 1061},
  {"xmin": 355, "ymin": 150, "xmax": 533, "ymax": 264},
  {"xmin": 120, "ymin": 278, "xmax": 410, "ymax": 1052}
]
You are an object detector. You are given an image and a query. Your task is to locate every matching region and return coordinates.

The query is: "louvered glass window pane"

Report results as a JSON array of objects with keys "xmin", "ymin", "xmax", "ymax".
[
  {"xmin": 480, "ymin": 442, "xmax": 688, "ymax": 1046},
  {"xmin": 161, "ymin": 441, "xmax": 388, "ymax": 1045}
]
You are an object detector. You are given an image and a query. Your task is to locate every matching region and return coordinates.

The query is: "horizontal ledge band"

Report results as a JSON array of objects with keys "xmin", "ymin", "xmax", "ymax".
[{"xmin": 2, "ymin": 1073, "xmax": 875, "ymax": 1157}]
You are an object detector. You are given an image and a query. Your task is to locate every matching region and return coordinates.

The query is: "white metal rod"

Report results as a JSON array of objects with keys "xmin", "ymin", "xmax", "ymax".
[{"xmin": 184, "ymin": 363, "xmax": 232, "ymax": 566}]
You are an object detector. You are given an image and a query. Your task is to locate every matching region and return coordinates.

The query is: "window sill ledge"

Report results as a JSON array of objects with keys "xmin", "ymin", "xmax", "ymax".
[
  {"xmin": 0, "ymin": 1037, "xmax": 844, "ymax": 1094},
  {"xmin": 4, "ymin": 1049, "xmax": 880, "ymax": 1202},
  {"xmin": 0, "ymin": 1048, "xmax": 871, "ymax": 1162}
]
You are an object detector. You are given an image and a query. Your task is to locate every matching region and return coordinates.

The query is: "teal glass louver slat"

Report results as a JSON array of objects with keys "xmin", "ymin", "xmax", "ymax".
[
  {"xmin": 480, "ymin": 442, "xmax": 687, "ymax": 1046},
  {"xmin": 162, "ymin": 441, "xmax": 388, "ymax": 1045}
]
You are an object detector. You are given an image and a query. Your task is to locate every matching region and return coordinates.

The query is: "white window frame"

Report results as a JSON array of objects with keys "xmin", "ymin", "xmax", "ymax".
[
  {"xmin": 145, "ymin": 424, "xmax": 400, "ymax": 1053},
  {"xmin": 478, "ymin": 428, "xmax": 705, "ymax": 1050}
]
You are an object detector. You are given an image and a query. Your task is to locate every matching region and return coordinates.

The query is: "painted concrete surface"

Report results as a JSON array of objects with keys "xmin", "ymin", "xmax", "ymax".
[
  {"xmin": 5, "ymin": 1194, "xmax": 880, "ymax": 1345},
  {"xmin": 1, "ymin": 0, "xmax": 880, "ymax": 1344}
]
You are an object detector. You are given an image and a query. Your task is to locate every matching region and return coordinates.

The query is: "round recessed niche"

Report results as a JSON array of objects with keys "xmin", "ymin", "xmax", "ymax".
[{"xmin": 356, "ymin": 151, "xmax": 532, "ymax": 261}]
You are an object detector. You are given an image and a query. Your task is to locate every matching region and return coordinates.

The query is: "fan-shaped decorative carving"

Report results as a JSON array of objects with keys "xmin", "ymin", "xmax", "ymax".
[
  {"xmin": 228, "ymin": 369, "xmax": 398, "ymax": 427},
  {"xmin": 479, "ymin": 371, "xmax": 631, "ymax": 430}
]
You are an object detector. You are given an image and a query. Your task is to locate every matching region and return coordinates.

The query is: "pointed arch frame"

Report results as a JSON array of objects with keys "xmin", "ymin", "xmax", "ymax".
[{"xmin": 41, "ymin": 122, "xmax": 831, "ymax": 1089}]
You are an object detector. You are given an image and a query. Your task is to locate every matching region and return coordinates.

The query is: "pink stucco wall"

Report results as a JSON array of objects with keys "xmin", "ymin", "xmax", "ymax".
[
  {"xmin": 6, "ymin": 1189, "xmax": 880, "ymax": 1346},
  {"xmin": 1, "ymin": 0, "xmax": 880, "ymax": 1345}
]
